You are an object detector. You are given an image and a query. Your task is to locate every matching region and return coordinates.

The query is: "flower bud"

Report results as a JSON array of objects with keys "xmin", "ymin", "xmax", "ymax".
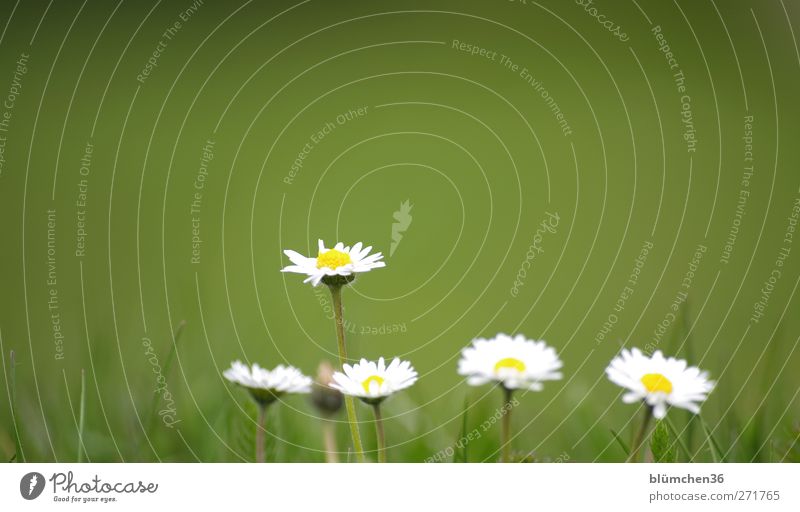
[{"xmin": 311, "ymin": 361, "xmax": 343, "ymax": 416}]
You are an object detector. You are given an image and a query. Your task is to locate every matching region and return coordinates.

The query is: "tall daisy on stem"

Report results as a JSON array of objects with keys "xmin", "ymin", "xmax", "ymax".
[
  {"xmin": 282, "ymin": 240, "xmax": 385, "ymax": 462},
  {"xmin": 224, "ymin": 361, "xmax": 312, "ymax": 462},
  {"xmin": 605, "ymin": 348, "xmax": 715, "ymax": 462},
  {"xmin": 458, "ymin": 333, "xmax": 563, "ymax": 463},
  {"xmin": 331, "ymin": 357, "xmax": 418, "ymax": 462}
]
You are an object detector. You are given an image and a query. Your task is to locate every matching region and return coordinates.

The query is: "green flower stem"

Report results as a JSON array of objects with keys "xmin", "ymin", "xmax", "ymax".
[
  {"xmin": 627, "ymin": 405, "xmax": 654, "ymax": 463},
  {"xmin": 328, "ymin": 284, "xmax": 365, "ymax": 462},
  {"xmin": 373, "ymin": 403, "xmax": 387, "ymax": 463},
  {"xmin": 256, "ymin": 403, "xmax": 267, "ymax": 463},
  {"xmin": 501, "ymin": 387, "xmax": 513, "ymax": 463}
]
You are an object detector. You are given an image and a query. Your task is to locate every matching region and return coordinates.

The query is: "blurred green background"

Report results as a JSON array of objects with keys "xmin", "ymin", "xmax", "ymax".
[{"xmin": 0, "ymin": 0, "xmax": 798, "ymax": 462}]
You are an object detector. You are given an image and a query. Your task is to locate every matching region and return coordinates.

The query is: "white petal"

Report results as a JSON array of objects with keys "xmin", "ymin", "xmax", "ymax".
[
  {"xmin": 283, "ymin": 249, "xmax": 311, "ymax": 266},
  {"xmin": 281, "ymin": 265, "xmax": 312, "ymax": 274},
  {"xmin": 621, "ymin": 391, "xmax": 642, "ymax": 404}
]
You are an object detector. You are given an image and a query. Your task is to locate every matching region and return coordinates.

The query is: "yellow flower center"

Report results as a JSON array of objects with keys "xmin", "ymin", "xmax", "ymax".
[
  {"xmin": 493, "ymin": 357, "xmax": 526, "ymax": 374},
  {"xmin": 640, "ymin": 373, "xmax": 673, "ymax": 394},
  {"xmin": 362, "ymin": 375, "xmax": 384, "ymax": 394},
  {"xmin": 316, "ymin": 248, "xmax": 352, "ymax": 270}
]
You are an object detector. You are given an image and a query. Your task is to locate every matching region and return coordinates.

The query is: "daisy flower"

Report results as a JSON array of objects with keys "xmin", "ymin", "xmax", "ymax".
[
  {"xmin": 331, "ymin": 357, "xmax": 418, "ymax": 404},
  {"xmin": 281, "ymin": 239, "xmax": 385, "ymax": 462},
  {"xmin": 457, "ymin": 333, "xmax": 563, "ymax": 391},
  {"xmin": 281, "ymin": 240, "xmax": 385, "ymax": 287},
  {"xmin": 331, "ymin": 357, "xmax": 417, "ymax": 462},
  {"xmin": 605, "ymin": 347, "xmax": 715, "ymax": 419},
  {"xmin": 224, "ymin": 360, "xmax": 311, "ymax": 463},
  {"xmin": 224, "ymin": 360, "xmax": 312, "ymax": 405}
]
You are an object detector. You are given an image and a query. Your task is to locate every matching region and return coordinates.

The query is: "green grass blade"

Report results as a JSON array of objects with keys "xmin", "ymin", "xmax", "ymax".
[
  {"xmin": 77, "ymin": 369, "xmax": 86, "ymax": 462},
  {"xmin": 162, "ymin": 320, "xmax": 186, "ymax": 379},
  {"xmin": 665, "ymin": 417, "xmax": 692, "ymax": 462},
  {"xmin": 701, "ymin": 417, "xmax": 726, "ymax": 463},
  {"xmin": 453, "ymin": 395, "xmax": 469, "ymax": 462},
  {"xmin": 9, "ymin": 350, "xmax": 24, "ymax": 462},
  {"xmin": 610, "ymin": 428, "xmax": 630, "ymax": 456},
  {"xmin": 781, "ymin": 423, "xmax": 800, "ymax": 462},
  {"xmin": 234, "ymin": 400, "xmax": 258, "ymax": 461},
  {"xmin": 685, "ymin": 410, "xmax": 696, "ymax": 462}
]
